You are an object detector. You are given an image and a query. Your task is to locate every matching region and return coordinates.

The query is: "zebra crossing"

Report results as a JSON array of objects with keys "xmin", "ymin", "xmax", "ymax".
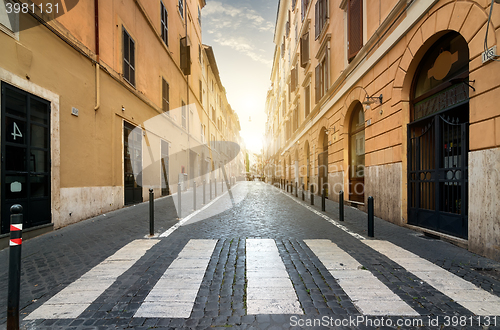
[{"xmin": 24, "ymin": 238, "xmax": 500, "ymax": 320}]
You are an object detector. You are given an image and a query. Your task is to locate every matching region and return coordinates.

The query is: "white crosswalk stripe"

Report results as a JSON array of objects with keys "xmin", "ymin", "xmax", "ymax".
[
  {"xmin": 246, "ymin": 239, "xmax": 303, "ymax": 314},
  {"xmin": 364, "ymin": 240, "xmax": 500, "ymax": 316},
  {"xmin": 305, "ymin": 239, "xmax": 419, "ymax": 316},
  {"xmin": 135, "ymin": 239, "xmax": 217, "ymax": 318},
  {"xmin": 25, "ymin": 238, "xmax": 500, "ymax": 320},
  {"xmin": 25, "ymin": 239, "xmax": 159, "ymax": 320}
]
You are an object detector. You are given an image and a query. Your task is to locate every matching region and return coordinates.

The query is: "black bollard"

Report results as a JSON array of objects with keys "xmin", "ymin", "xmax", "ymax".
[
  {"xmin": 310, "ymin": 183, "xmax": 314, "ymax": 205},
  {"xmin": 149, "ymin": 189, "xmax": 154, "ymax": 236},
  {"xmin": 339, "ymin": 190, "xmax": 344, "ymax": 221},
  {"xmin": 321, "ymin": 186, "xmax": 326, "ymax": 211},
  {"xmin": 177, "ymin": 182, "xmax": 182, "ymax": 218},
  {"xmin": 295, "ymin": 182, "xmax": 298, "ymax": 198},
  {"xmin": 368, "ymin": 196, "xmax": 374, "ymax": 237},
  {"xmin": 7, "ymin": 204, "xmax": 23, "ymax": 330},
  {"xmin": 302, "ymin": 184, "xmax": 305, "ymax": 201}
]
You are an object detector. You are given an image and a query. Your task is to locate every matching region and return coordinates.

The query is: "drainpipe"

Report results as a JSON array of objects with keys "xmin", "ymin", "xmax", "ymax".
[{"xmin": 94, "ymin": 0, "xmax": 100, "ymax": 111}]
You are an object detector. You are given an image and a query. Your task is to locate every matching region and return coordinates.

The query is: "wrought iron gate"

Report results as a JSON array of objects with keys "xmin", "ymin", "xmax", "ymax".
[{"xmin": 408, "ymin": 114, "xmax": 468, "ymax": 239}]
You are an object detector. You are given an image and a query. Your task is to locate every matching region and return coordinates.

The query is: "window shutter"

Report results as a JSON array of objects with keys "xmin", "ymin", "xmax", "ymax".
[
  {"xmin": 315, "ymin": 1, "xmax": 320, "ymax": 39},
  {"xmin": 286, "ymin": 11, "xmax": 291, "ymax": 38},
  {"xmin": 322, "ymin": 0, "xmax": 327, "ymax": 28},
  {"xmin": 292, "ymin": 0, "xmax": 297, "ymax": 11},
  {"xmin": 180, "ymin": 37, "xmax": 191, "ymax": 76},
  {"xmin": 301, "ymin": 0, "xmax": 305, "ymax": 21},
  {"xmin": 300, "ymin": 32, "xmax": 309, "ymax": 68},
  {"xmin": 348, "ymin": 0, "xmax": 363, "ymax": 61},
  {"xmin": 315, "ymin": 64, "xmax": 321, "ymax": 103},
  {"xmin": 325, "ymin": 55, "xmax": 329, "ymax": 91},
  {"xmin": 130, "ymin": 39, "xmax": 135, "ymax": 86},
  {"xmin": 291, "ymin": 67, "xmax": 296, "ymax": 92},
  {"xmin": 295, "ymin": 65, "xmax": 299, "ymax": 88},
  {"xmin": 162, "ymin": 79, "xmax": 169, "ymax": 112}
]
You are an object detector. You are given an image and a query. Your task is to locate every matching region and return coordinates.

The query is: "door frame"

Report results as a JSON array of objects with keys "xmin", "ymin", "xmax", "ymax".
[{"xmin": 0, "ymin": 72, "xmax": 60, "ymax": 233}]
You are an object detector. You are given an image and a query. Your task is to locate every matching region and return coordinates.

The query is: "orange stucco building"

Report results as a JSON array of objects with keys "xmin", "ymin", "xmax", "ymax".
[
  {"xmin": 0, "ymin": 0, "xmax": 243, "ymax": 246},
  {"xmin": 265, "ymin": 0, "xmax": 500, "ymax": 260}
]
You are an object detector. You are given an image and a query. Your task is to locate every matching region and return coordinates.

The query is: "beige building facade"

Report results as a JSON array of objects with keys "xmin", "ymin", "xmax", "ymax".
[
  {"xmin": 0, "ymin": 0, "xmax": 242, "ymax": 242},
  {"xmin": 265, "ymin": 0, "xmax": 500, "ymax": 260}
]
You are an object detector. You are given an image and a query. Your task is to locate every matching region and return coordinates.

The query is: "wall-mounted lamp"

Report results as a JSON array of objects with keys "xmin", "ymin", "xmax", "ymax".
[
  {"xmin": 324, "ymin": 125, "xmax": 336, "ymax": 134},
  {"xmin": 362, "ymin": 94, "xmax": 383, "ymax": 110},
  {"xmin": 122, "ymin": 106, "xmax": 125, "ymax": 111}
]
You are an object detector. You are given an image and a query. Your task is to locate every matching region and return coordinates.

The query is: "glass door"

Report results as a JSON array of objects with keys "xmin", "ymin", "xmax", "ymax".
[{"xmin": 1, "ymin": 83, "xmax": 51, "ymax": 234}]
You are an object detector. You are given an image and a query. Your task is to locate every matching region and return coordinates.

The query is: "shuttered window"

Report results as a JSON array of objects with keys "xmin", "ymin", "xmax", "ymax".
[
  {"xmin": 292, "ymin": 0, "xmax": 297, "ymax": 11},
  {"xmin": 161, "ymin": 2, "xmax": 168, "ymax": 46},
  {"xmin": 199, "ymin": 80, "xmax": 202, "ymax": 102},
  {"xmin": 162, "ymin": 78, "xmax": 169, "ymax": 112},
  {"xmin": 348, "ymin": 0, "xmax": 363, "ymax": 61},
  {"xmin": 291, "ymin": 67, "xmax": 297, "ymax": 92},
  {"xmin": 286, "ymin": 11, "xmax": 291, "ymax": 38},
  {"xmin": 315, "ymin": 64, "xmax": 321, "ymax": 103},
  {"xmin": 123, "ymin": 28, "xmax": 135, "ymax": 86},
  {"xmin": 315, "ymin": 53, "xmax": 328, "ymax": 103},
  {"xmin": 178, "ymin": 0, "xmax": 184, "ymax": 18},
  {"xmin": 293, "ymin": 107, "xmax": 299, "ymax": 131},
  {"xmin": 301, "ymin": 0, "xmax": 310, "ymax": 21},
  {"xmin": 181, "ymin": 101, "xmax": 186, "ymax": 129},
  {"xmin": 180, "ymin": 37, "xmax": 191, "ymax": 75},
  {"xmin": 305, "ymin": 85, "xmax": 311, "ymax": 117},
  {"xmin": 315, "ymin": 0, "xmax": 328, "ymax": 40},
  {"xmin": 300, "ymin": 32, "xmax": 310, "ymax": 68}
]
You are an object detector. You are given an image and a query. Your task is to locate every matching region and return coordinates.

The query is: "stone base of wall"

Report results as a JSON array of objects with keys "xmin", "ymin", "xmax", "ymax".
[
  {"xmin": 469, "ymin": 148, "xmax": 500, "ymax": 262},
  {"xmin": 58, "ymin": 186, "xmax": 124, "ymax": 229},
  {"xmin": 327, "ymin": 171, "xmax": 344, "ymax": 202},
  {"xmin": 365, "ymin": 163, "xmax": 403, "ymax": 226}
]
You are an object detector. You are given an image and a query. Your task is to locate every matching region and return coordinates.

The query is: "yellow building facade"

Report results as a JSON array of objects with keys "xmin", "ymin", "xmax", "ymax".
[
  {"xmin": 265, "ymin": 0, "xmax": 500, "ymax": 260},
  {"xmin": 0, "ymin": 0, "xmax": 242, "ymax": 242}
]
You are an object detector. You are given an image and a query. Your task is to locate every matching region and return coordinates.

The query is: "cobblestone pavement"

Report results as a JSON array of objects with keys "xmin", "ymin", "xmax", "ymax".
[{"xmin": 1, "ymin": 181, "xmax": 500, "ymax": 329}]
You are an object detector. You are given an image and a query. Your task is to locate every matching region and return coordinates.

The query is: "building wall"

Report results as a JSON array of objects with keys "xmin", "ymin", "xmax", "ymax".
[
  {"xmin": 266, "ymin": 0, "xmax": 500, "ymax": 261},
  {"xmin": 0, "ymin": 0, "xmax": 243, "ymax": 232}
]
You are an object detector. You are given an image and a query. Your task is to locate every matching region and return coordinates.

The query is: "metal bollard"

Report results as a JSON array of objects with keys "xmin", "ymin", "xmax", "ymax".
[
  {"xmin": 7, "ymin": 205, "xmax": 23, "ymax": 330},
  {"xmin": 149, "ymin": 189, "xmax": 154, "ymax": 236},
  {"xmin": 295, "ymin": 182, "xmax": 298, "ymax": 198},
  {"xmin": 310, "ymin": 184, "xmax": 314, "ymax": 205},
  {"xmin": 193, "ymin": 183, "xmax": 196, "ymax": 211},
  {"xmin": 302, "ymin": 184, "xmax": 305, "ymax": 201},
  {"xmin": 178, "ymin": 182, "xmax": 182, "ymax": 218},
  {"xmin": 203, "ymin": 180, "xmax": 206, "ymax": 204},
  {"xmin": 290, "ymin": 183, "xmax": 293, "ymax": 195},
  {"xmin": 321, "ymin": 186, "xmax": 326, "ymax": 212},
  {"xmin": 368, "ymin": 196, "xmax": 374, "ymax": 237},
  {"xmin": 339, "ymin": 190, "xmax": 344, "ymax": 221}
]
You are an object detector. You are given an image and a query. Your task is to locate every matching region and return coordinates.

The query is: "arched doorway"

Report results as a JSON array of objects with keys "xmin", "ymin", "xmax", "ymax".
[
  {"xmin": 318, "ymin": 128, "xmax": 328, "ymax": 195},
  {"xmin": 349, "ymin": 103, "xmax": 365, "ymax": 202},
  {"xmin": 408, "ymin": 31, "xmax": 469, "ymax": 239}
]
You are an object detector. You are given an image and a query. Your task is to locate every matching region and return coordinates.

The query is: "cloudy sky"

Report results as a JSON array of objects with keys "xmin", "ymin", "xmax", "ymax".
[{"xmin": 202, "ymin": 0, "xmax": 279, "ymax": 153}]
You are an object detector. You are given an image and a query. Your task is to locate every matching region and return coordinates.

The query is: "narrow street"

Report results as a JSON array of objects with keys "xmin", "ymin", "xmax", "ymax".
[{"xmin": 1, "ymin": 181, "xmax": 499, "ymax": 329}]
